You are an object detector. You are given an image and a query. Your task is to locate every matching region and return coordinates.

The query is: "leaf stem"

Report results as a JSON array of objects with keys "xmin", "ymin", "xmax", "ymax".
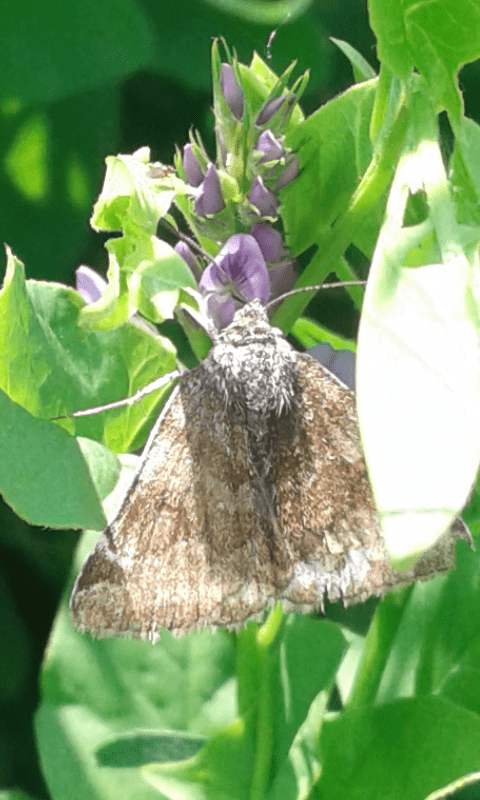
[
  {"xmin": 345, "ymin": 588, "xmax": 412, "ymax": 710},
  {"xmin": 248, "ymin": 604, "xmax": 284, "ymax": 800}
]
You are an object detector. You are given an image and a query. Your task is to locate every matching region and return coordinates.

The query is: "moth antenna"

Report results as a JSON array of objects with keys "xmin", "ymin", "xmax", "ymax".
[
  {"xmin": 51, "ymin": 369, "xmax": 183, "ymax": 420},
  {"xmin": 266, "ymin": 280, "xmax": 366, "ymax": 311}
]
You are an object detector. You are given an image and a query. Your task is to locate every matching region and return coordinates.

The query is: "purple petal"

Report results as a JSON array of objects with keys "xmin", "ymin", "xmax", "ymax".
[
  {"xmin": 220, "ymin": 63, "xmax": 244, "ymax": 121},
  {"xmin": 206, "ymin": 292, "xmax": 238, "ymax": 328},
  {"xmin": 268, "ymin": 259, "xmax": 297, "ymax": 299},
  {"xmin": 199, "ymin": 260, "xmax": 228, "ymax": 292},
  {"xmin": 275, "ymin": 155, "xmax": 300, "ymax": 190},
  {"xmin": 249, "ymin": 176, "xmax": 278, "ymax": 217},
  {"xmin": 200, "ymin": 233, "xmax": 270, "ymax": 306},
  {"xmin": 256, "ymin": 94, "xmax": 289, "ymax": 125},
  {"xmin": 182, "ymin": 144, "xmax": 204, "ymax": 187},
  {"xmin": 75, "ymin": 266, "xmax": 106, "ymax": 304},
  {"xmin": 251, "ymin": 224, "xmax": 287, "ymax": 262},
  {"xmin": 255, "ymin": 130, "xmax": 284, "ymax": 163},
  {"xmin": 194, "ymin": 164, "xmax": 225, "ymax": 216}
]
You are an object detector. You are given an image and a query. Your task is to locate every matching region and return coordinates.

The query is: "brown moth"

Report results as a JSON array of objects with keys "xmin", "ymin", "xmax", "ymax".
[{"xmin": 70, "ymin": 300, "xmax": 470, "ymax": 641}]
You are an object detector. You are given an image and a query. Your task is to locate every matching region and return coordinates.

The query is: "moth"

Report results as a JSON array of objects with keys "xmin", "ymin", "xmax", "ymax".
[{"xmin": 71, "ymin": 300, "xmax": 470, "ymax": 641}]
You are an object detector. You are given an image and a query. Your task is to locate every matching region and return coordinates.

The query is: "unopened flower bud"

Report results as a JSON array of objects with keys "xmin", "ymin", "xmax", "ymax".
[
  {"xmin": 275, "ymin": 155, "xmax": 300, "ymax": 190},
  {"xmin": 255, "ymin": 130, "xmax": 284, "ymax": 163},
  {"xmin": 249, "ymin": 176, "xmax": 278, "ymax": 217},
  {"xmin": 182, "ymin": 144, "xmax": 204, "ymax": 187},
  {"xmin": 220, "ymin": 63, "xmax": 244, "ymax": 121},
  {"xmin": 174, "ymin": 241, "xmax": 202, "ymax": 280},
  {"xmin": 251, "ymin": 224, "xmax": 286, "ymax": 262},
  {"xmin": 256, "ymin": 94, "xmax": 290, "ymax": 126},
  {"xmin": 194, "ymin": 164, "xmax": 225, "ymax": 216}
]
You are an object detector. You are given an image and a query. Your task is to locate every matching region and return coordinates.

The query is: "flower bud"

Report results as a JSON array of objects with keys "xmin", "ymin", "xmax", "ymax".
[
  {"xmin": 250, "ymin": 225, "xmax": 297, "ymax": 300},
  {"xmin": 76, "ymin": 265, "xmax": 105, "ymax": 304},
  {"xmin": 275, "ymin": 155, "xmax": 300, "ymax": 190},
  {"xmin": 194, "ymin": 164, "xmax": 225, "ymax": 216},
  {"xmin": 256, "ymin": 94, "xmax": 290, "ymax": 126},
  {"xmin": 182, "ymin": 144, "xmax": 204, "ymax": 187},
  {"xmin": 251, "ymin": 224, "xmax": 286, "ymax": 262},
  {"xmin": 220, "ymin": 63, "xmax": 244, "ymax": 121},
  {"xmin": 249, "ymin": 176, "xmax": 278, "ymax": 217},
  {"xmin": 255, "ymin": 130, "xmax": 284, "ymax": 163},
  {"xmin": 174, "ymin": 241, "xmax": 202, "ymax": 279}
]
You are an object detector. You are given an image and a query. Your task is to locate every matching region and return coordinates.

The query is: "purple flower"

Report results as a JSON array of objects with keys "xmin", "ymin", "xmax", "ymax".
[
  {"xmin": 199, "ymin": 234, "xmax": 270, "ymax": 327},
  {"xmin": 255, "ymin": 130, "xmax": 284, "ymax": 163},
  {"xmin": 249, "ymin": 176, "xmax": 278, "ymax": 217},
  {"xmin": 182, "ymin": 144, "xmax": 204, "ymax": 187},
  {"xmin": 251, "ymin": 224, "xmax": 297, "ymax": 299},
  {"xmin": 194, "ymin": 164, "xmax": 225, "ymax": 216},
  {"xmin": 275, "ymin": 154, "xmax": 300, "ymax": 190},
  {"xmin": 220, "ymin": 63, "xmax": 244, "ymax": 121},
  {"xmin": 256, "ymin": 94, "xmax": 290, "ymax": 126},
  {"xmin": 76, "ymin": 265, "xmax": 106, "ymax": 304}
]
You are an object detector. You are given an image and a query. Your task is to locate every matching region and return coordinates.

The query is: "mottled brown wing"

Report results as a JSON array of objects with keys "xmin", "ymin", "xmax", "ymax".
[
  {"xmin": 71, "ymin": 354, "xmax": 470, "ymax": 640},
  {"xmin": 274, "ymin": 354, "xmax": 471, "ymax": 609},
  {"xmin": 71, "ymin": 362, "xmax": 292, "ymax": 641}
]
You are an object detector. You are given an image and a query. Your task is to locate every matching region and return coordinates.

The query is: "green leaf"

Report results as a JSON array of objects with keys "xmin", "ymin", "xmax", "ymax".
[
  {"xmin": 330, "ymin": 38, "xmax": 377, "ymax": 82},
  {"xmin": 128, "ymin": 241, "xmax": 198, "ymax": 323},
  {"xmin": 84, "ymin": 150, "xmax": 197, "ymax": 329},
  {"xmin": 36, "ymin": 704, "xmax": 165, "ymax": 800},
  {"xmin": 270, "ymin": 617, "xmax": 346, "ymax": 771},
  {"xmin": 368, "ymin": 0, "xmax": 415, "ymax": 81},
  {"xmin": 291, "ymin": 317, "xmax": 356, "ymax": 351},
  {"xmin": 143, "ymin": 616, "xmax": 346, "ymax": 800},
  {"xmin": 77, "ymin": 437, "xmax": 121, "ymax": 504},
  {"xmin": 0, "ymin": 248, "xmax": 178, "ymax": 454},
  {"xmin": 281, "ymin": 79, "xmax": 377, "ymax": 256},
  {"xmin": 356, "ymin": 98, "xmax": 480, "ymax": 567},
  {"xmin": 144, "ymin": 716, "xmax": 255, "ymax": 800},
  {"xmin": 0, "ymin": 389, "xmax": 106, "ymax": 530},
  {"xmin": 91, "ymin": 148, "xmax": 176, "ymax": 235},
  {"xmin": 417, "ymin": 542, "xmax": 480, "ymax": 701},
  {"xmin": 451, "ymin": 117, "xmax": 480, "ymax": 227},
  {"xmin": 345, "ymin": 542, "xmax": 479, "ymax": 709},
  {"xmin": 315, "ymin": 696, "xmax": 480, "ymax": 800},
  {"xmin": 80, "ymin": 234, "xmax": 197, "ymax": 330},
  {"xmin": 369, "ymin": 0, "xmax": 480, "ymax": 124},
  {"xmin": 37, "ymin": 535, "xmax": 237, "ymax": 800}
]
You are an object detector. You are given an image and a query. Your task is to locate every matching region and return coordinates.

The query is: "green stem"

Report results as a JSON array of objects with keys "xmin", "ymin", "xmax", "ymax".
[
  {"xmin": 249, "ymin": 604, "xmax": 284, "ymax": 800},
  {"xmin": 346, "ymin": 587, "xmax": 412, "ymax": 710}
]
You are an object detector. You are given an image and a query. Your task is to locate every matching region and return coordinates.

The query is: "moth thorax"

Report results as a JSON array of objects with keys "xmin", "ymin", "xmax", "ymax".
[{"xmin": 209, "ymin": 335, "xmax": 297, "ymax": 416}]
